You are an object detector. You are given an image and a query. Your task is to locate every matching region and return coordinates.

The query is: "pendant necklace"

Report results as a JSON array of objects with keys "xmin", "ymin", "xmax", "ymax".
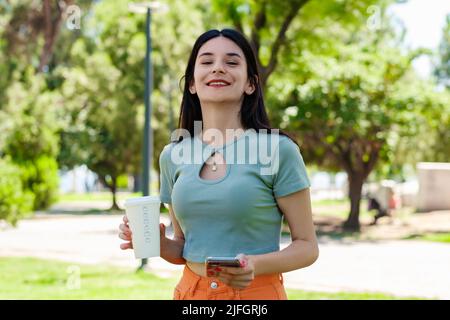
[
  {"xmin": 211, "ymin": 149, "xmax": 217, "ymax": 172},
  {"xmin": 210, "ymin": 135, "xmax": 238, "ymax": 172}
]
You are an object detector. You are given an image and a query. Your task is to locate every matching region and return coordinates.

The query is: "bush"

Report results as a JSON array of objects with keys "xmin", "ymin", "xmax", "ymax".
[
  {"xmin": 116, "ymin": 174, "xmax": 129, "ymax": 190},
  {"xmin": 18, "ymin": 156, "xmax": 59, "ymax": 210},
  {"xmin": 0, "ymin": 158, "xmax": 34, "ymax": 226}
]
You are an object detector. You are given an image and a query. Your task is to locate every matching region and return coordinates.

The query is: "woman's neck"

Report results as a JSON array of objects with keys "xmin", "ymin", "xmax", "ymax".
[{"xmin": 199, "ymin": 100, "xmax": 245, "ymax": 147}]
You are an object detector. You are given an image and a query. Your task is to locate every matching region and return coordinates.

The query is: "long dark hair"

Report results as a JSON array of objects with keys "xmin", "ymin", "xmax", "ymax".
[{"xmin": 174, "ymin": 28, "xmax": 298, "ymax": 147}]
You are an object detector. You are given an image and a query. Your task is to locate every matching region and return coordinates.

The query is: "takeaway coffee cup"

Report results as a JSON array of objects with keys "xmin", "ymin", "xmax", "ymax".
[{"xmin": 124, "ymin": 196, "xmax": 161, "ymax": 259}]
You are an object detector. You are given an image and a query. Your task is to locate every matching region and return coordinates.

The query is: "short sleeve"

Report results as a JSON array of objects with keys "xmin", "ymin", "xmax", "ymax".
[
  {"xmin": 159, "ymin": 144, "xmax": 175, "ymax": 204},
  {"xmin": 272, "ymin": 137, "xmax": 311, "ymax": 198}
]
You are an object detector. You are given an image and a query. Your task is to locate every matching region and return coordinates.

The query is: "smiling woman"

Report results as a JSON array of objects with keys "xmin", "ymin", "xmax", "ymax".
[
  {"xmin": 189, "ymin": 36, "xmax": 255, "ymax": 105},
  {"xmin": 119, "ymin": 29, "xmax": 319, "ymax": 301}
]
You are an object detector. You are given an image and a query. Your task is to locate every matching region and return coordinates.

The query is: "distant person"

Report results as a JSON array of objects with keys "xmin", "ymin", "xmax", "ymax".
[
  {"xmin": 118, "ymin": 29, "xmax": 319, "ymax": 300},
  {"xmin": 368, "ymin": 186, "xmax": 397, "ymax": 225},
  {"xmin": 368, "ymin": 196, "xmax": 388, "ymax": 225}
]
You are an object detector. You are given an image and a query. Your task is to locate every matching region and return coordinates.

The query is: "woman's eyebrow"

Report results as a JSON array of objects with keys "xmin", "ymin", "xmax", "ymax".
[{"xmin": 198, "ymin": 52, "xmax": 242, "ymax": 59}]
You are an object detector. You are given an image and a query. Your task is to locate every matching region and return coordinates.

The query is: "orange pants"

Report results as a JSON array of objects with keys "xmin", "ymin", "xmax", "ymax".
[{"xmin": 173, "ymin": 265, "xmax": 287, "ymax": 300}]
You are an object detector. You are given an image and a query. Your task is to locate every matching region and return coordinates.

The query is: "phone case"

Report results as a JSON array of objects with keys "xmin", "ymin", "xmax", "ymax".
[
  {"xmin": 205, "ymin": 257, "xmax": 242, "ymax": 277},
  {"xmin": 206, "ymin": 257, "xmax": 241, "ymax": 267}
]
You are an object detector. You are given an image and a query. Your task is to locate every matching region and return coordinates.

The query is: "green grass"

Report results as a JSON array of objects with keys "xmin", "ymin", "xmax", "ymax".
[
  {"xmin": 0, "ymin": 257, "xmax": 427, "ymax": 300},
  {"xmin": 311, "ymin": 199, "xmax": 374, "ymax": 220},
  {"xmin": 403, "ymin": 232, "xmax": 450, "ymax": 244},
  {"xmin": 54, "ymin": 192, "xmax": 169, "ymax": 214},
  {"xmin": 56, "ymin": 193, "xmax": 375, "ymax": 220},
  {"xmin": 311, "ymin": 198, "xmax": 348, "ymax": 206},
  {"xmin": 0, "ymin": 257, "xmax": 179, "ymax": 299}
]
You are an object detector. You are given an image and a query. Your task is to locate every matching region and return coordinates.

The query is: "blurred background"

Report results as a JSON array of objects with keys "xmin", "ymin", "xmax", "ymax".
[{"xmin": 0, "ymin": 0, "xmax": 449, "ymax": 300}]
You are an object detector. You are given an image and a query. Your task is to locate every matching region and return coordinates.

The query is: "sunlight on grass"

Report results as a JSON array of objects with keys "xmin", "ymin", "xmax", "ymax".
[
  {"xmin": 0, "ymin": 257, "xmax": 178, "ymax": 299},
  {"xmin": 404, "ymin": 232, "xmax": 450, "ymax": 244},
  {"xmin": 311, "ymin": 198, "xmax": 348, "ymax": 206},
  {"xmin": 311, "ymin": 199, "xmax": 373, "ymax": 219}
]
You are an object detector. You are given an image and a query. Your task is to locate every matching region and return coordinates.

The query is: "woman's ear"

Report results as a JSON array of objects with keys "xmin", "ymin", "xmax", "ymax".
[
  {"xmin": 189, "ymin": 80, "xmax": 196, "ymax": 94},
  {"xmin": 245, "ymin": 76, "xmax": 257, "ymax": 95},
  {"xmin": 245, "ymin": 87, "xmax": 255, "ymax": 95}
]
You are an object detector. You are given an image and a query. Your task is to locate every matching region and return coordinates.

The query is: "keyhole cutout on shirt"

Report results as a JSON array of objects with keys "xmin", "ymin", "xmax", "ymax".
[{"xmin": 199, "ymin": 151, "xmax": 227, "ymax": 181}]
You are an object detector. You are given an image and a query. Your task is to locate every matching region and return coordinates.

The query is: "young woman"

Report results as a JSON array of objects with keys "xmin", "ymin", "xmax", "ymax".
[{"xmin": 119, "ymin": 29, "xmax": 319, "ymax": 300}]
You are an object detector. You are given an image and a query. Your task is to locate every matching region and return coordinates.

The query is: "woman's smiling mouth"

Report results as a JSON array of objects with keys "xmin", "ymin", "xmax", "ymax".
[{"xmin": 207, "ymin": 79, "xmax": 231, "ymax": 87}]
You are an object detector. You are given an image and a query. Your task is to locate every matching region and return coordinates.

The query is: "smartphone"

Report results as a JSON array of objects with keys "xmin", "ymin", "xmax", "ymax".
[
  {"xmin": 206, "ymin": 256, "xmax": 242, "ymax": 268},
  {"xmin": 205, "ymin": 257, "xmax": 242, "ymax": 277}
]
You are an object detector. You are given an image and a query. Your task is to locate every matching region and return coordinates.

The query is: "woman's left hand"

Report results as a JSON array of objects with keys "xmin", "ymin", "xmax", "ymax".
[{"xmin": 216, "ymin": 254, "xmax": 255, "ymax": 290}]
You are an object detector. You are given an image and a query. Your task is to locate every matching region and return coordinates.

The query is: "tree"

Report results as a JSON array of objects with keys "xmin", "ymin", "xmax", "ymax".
[
  {"xmin": 272, "ymin": 20, "xmax": 425, "ymax": 230},
  {"xmin": 58, "ymin": 47, "xmax": 142, "ymax": 210},
  {"xmin": 387, "ymin": 14, "xmax": 450, "ymax": 177},
  {"xmin": 210, "ymin": 0, "xmax": 388, "ymax": 91},
  {"xmin": 0, "ymin": 157, "xmax": 34, "ymax": 226},
  {"xmin": 0, "ymin": 0, "xmax": 93, "ymax": 216},
  {"xmin": 57, "ymin": 0, "xmax": 209, "ymax": 209},
  {"xmin": 1, "ymin": 71, "xmax": 61, "ymax": 210},
  {"xmin": 0, "ymin": 0, "xmax": 91, "ymax": 74},
  {"xmin": 434, "ymin": 14, "xmax": 450, "ymax": 89},
  {"xmin": 388, "ymin": 82, "xmax": 450, "ymax": 168}
]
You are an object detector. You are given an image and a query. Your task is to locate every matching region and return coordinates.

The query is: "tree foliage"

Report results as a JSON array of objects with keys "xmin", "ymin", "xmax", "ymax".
[
  {"xmin": 266, "ymin": 8, "xmax": 433, "ymax": 229},
  {"xmin": 1, "ymin": 0, "xmax": 449, "ymax": 226},
  {"xmin": 434, "ymin": 14, "xmax": 450, "ymax": 89},
  {"xmin": 0, "ymin": 157, "xmax": 34, "ymax": 227},
  {"xmin": 56, "ymin": 0, "xmax": 209, "ymax": 208}
]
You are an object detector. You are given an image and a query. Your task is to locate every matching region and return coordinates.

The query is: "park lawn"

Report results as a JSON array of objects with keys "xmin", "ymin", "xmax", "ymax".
[
  {"xmin": 311, "ymin": 199, "xmax": 348, "ymax": 206},
  {"xmin": 56, "ymin": 192, "xmax": 142, "ymax": 202},
  {"xmin": 404, "ymin": 232, "xmax": 450, "ymax": 244},
  {"xmin": 56, "ymin": 192, "xmax": 374, "ymax": 219},
  {"xmin": 0, "ymin": 257, "xmax": 179, "ymax": 299},
  {"xmin": 311, "ymin": 199, "xmax": 374, "ymax": 220},
  {"xmin": 0, "ymin": 257, "xmax": 426, "ymax": 300}
]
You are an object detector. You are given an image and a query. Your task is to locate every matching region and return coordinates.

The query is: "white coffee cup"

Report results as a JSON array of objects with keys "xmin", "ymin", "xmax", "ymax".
[{"xmin": 124, "ymin": 196, "xmax": 161, "ymax": 259}]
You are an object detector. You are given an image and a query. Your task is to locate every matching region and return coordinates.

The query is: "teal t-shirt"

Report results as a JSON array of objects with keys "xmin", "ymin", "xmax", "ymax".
[{"xmin": 159, "ymin": 129, "xmax": 310, "ymax": 263}]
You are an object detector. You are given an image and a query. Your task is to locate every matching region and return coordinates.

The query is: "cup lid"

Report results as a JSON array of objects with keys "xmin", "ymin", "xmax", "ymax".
[{"xmin": 124, "ymin": 196, "xmax": 160, "ymax": 207}]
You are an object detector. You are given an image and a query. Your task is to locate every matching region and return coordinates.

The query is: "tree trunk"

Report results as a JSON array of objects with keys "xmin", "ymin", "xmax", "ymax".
[
  {"xmin": 110, "ymin": 177, "xmax": 120, "ymax": 211},
  {"xmin": 343, "ymin": 173, "xmax": 365, "ymax": 231},
  {"xmin": 39, "ymin": 0, "xmax": 65, "ymax": 72}
]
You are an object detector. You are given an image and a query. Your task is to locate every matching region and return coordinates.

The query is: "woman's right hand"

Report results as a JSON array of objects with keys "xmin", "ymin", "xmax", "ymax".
[
  {"xmin": 119, "ymin": 215, "xmax": 133, "ymax": 250},
  {"xmin": 119, "ymin": 215, "xmax": 168, "ymax": 251}
]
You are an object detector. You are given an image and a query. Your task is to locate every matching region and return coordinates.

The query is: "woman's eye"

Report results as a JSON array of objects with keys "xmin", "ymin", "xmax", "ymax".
[{"xmin": 199, "ymin": 61, "xmax": 238, "ymax": 65}]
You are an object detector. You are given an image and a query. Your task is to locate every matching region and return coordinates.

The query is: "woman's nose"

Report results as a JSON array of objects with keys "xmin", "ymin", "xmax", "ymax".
[{"xmin": 212, "ymin": 62, "xmax": 225, "ymax": 74}]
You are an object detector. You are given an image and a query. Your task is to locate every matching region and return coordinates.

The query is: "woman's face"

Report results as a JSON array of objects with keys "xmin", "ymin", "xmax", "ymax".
[{"xmin": 189, "ymin": 36, "xmax": 255, "ymax": 104}]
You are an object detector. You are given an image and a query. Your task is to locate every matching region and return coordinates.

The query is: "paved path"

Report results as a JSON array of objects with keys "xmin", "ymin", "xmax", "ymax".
[{"xmin": 1, "ymin": 206, "xmax": 449, "ymax": 299}]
